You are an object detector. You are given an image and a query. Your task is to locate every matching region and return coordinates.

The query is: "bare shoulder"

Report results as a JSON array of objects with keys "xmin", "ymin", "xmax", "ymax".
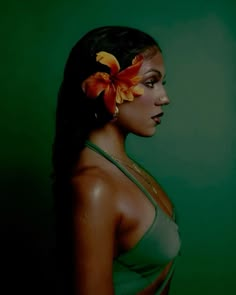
[{"xmin": 71, "ymin": 166, "xmax": 119, "ymax": 211}]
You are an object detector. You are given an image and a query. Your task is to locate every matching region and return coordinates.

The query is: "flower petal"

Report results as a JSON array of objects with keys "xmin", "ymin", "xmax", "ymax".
[
  {"xmin": 116, "ymin": 54, "xmax": 143, "ymax": 82},
  {"xmin": 114, "ymin": 80, "xmax": 131, "ymax": 91},
  {"xmin": 103, "ymin": 84, "xmax": 117, "ymax": 113},
  {"xmin": 115, "ymin": 86, "xmax": 128, "ymax": 104},
  {"xmin": 125, "ymin": 89, "xmax": 135, "ymax": 101},
  {"xmin": 96, "ymin": 51, "xmax": 120, "ymax": 75},
  {"xmin": 130, "ymin": 75, "xmax": 142, "ymax": 84},
  {"xmin": 82, "ymin": 72, "xmax": 110, "ymax": 98},
  {"xmin": 132, "ymin": 54, "xmax": 143, "ymax": 65},
  {"xmin": 132, "ymin": 85, "xmax": 144, "ymax": 96}
]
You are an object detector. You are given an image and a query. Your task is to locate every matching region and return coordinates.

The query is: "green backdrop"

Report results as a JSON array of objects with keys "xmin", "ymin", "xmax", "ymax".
[{"xmin": 1, "ymin": 0, "xmax": 236, "ymax": 294}]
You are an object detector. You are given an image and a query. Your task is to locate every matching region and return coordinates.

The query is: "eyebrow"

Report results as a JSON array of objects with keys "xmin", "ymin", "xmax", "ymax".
[{"xmin": 144, "ymin": 69, "xmax": 166, "ymax": 79}]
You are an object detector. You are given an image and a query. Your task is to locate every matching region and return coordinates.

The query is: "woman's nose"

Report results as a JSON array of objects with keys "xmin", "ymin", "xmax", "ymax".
[{"xmin": 155, "ymin": 95, "xmax": 170, "ymax": 106}]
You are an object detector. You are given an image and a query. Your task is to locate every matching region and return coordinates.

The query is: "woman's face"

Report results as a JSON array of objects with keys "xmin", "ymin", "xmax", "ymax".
[{"xmin": 116, "ymin": 49, "xmax": 169, "ymax": 137}]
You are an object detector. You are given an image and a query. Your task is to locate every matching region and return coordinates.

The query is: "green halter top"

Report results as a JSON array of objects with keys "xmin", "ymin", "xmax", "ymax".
[{"xmin": 85, "ymin": 140, "xmax": 181, "ymax": 295}]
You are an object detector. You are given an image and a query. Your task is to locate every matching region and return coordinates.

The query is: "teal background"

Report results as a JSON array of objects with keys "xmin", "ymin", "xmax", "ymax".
[{"xmin": 1, "ymin": 0, "xmax": 236, "ymax": 294}]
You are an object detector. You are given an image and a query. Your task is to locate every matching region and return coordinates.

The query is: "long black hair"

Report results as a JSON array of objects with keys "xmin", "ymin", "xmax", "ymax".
[
  {"xmin": 52, "ymin": 25, "xmax": 160, "ymax": 294},
  {"xmin": 52, "ymin": 25, "xmax": 160, "ymax": 181}
]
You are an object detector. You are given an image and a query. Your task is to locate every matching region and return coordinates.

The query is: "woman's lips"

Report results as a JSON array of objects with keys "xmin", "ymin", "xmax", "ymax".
[
  {"xmin": 152, "ymin": 116, "xmax": 161, "ymax": 124},
  {"xmin": 151, "ymin": 112, "xmax": 163, "ymax": 124}
]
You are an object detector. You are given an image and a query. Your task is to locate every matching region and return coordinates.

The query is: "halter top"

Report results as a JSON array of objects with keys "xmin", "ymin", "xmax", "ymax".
[{"xmin": 85, "ymin": 140, "xmax": 181, "ymax": 295}]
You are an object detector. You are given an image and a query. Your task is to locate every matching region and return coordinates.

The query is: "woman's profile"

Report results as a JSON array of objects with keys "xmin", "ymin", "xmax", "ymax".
[{"xmin": 52, "ymin": 25, "xmax": 181, "ymax": 295}]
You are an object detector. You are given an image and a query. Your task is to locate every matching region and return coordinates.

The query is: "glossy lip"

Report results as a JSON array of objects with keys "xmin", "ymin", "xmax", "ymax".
[
  {"xmin": 151, "ymin": 112, "xmax": 164, "ymax": 124},
  {"xmin": 152, "ymin": 117, "xmax": 161, "ymax": 124}
]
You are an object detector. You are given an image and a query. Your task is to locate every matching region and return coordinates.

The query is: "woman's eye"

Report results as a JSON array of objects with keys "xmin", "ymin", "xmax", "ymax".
[{"xmin": 145, "ymin": 79, "xmax": 157, "ymax": 88}]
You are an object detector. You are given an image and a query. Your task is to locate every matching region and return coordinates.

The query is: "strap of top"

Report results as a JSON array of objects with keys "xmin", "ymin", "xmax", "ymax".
[
  {"xmin": 85, "ymin": 140, "xmax": 158, "ymax": 209},
  {"xmin": 129, "ymin": 155, "xmax": 176, "ymax": 221}
]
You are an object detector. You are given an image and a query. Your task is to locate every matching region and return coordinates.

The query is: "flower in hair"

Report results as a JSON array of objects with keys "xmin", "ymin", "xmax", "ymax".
[{"xmin": 81, "ymin": 51, "xmax": 144, "ymax": 114}]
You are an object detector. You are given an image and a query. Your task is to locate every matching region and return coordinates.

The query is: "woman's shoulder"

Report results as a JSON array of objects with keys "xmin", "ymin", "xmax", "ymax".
[{"xmin": 71, "ymin": 166, "xmax": 119, "ymax": 209}]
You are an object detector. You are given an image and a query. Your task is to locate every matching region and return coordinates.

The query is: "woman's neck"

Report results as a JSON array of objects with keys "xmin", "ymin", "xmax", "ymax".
[{"xmin": 87, "ymin": 122, "xmax": 129, "ymax": 159}]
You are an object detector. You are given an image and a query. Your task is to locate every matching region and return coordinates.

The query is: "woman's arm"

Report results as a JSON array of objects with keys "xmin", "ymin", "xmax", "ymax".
[{"xmin": 72, "ymin": 169, "xmax": 120, "ymax": 295}]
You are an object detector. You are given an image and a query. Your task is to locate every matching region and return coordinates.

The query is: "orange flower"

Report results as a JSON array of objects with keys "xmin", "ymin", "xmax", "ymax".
[{"xmin": 81, "ymin": 51, "xmax": 144, "ymax": 114}]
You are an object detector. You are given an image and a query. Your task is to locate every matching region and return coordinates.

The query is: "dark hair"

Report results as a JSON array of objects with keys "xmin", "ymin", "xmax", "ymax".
[
  {"xmin": 52, "ymin": 26, "xmax": 161, "ymax": 294},
  {"xmin": 52, "ymin": 25, "xmax": 160, "ymax": 181}
]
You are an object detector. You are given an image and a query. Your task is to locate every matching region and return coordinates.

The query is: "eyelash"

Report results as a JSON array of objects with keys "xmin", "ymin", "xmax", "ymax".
[
  {"xmin": 145, "ymin": 78, "xmax": 157, "ymax": 88},
  {"xmin": 145, "ymin": 78, "xmax": 166, "ymax": 88}
]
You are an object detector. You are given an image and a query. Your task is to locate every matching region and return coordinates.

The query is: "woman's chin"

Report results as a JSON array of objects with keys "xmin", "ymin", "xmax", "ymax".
[{"xmin": 133, "ymin": 128, "xmax": 157, "ymax": 138}]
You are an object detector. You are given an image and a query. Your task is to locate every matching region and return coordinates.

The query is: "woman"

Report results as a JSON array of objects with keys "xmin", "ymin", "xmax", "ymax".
[{"xmin": 52, "ymin": 26, "xmax": 181, "ymax": 295}]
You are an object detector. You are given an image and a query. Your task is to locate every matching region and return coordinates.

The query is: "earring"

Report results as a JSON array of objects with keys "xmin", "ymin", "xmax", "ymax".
[
  {"xmin": 94, "ymin": 112, "xmax": 98, "ymax": 119},
  {"xmin": 113, "ymin": 106, "xmax": 119, "ymax": 118}
]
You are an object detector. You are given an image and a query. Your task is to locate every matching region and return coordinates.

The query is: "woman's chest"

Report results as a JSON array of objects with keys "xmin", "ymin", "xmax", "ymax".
[{"xmin": 116, "ymin": 174, "xmax": 175, "ymax": 254}]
